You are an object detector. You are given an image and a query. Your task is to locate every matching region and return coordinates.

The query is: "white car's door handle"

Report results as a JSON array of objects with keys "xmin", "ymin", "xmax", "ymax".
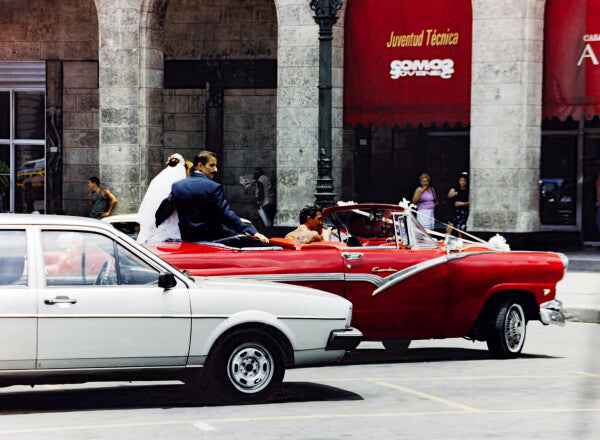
[
  {"xmin": 44, "ymin": 296, "xmax": 77, "ymax": 305},
  {"xmin": 342, "ymin": 252, "xmax": 363, "ymax": 261}
]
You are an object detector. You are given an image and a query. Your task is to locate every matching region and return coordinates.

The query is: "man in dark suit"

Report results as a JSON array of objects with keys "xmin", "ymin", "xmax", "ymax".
[{"xmin": 156, "ymin": 151, "xmax": 269, "ymax": 244}]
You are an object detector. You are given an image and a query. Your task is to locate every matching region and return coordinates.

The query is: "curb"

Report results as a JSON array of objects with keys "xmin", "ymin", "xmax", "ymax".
[
  {"xmin": 568, "ymin": 260, "xmax": 600, "ymax": 272},
  {"xmin": 563, "ymin": 308, "xmax": 600, "ymax": 324}
]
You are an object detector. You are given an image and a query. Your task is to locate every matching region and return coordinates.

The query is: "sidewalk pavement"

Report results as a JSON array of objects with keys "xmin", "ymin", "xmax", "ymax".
[{"xmin": 555, "ymin": 248, "xmax": 600, "ymax": 324}]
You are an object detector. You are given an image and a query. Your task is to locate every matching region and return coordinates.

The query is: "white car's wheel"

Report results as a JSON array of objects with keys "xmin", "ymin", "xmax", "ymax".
[
  {"xmin": 486, "ymin": 301, "xmax": 526, "ymax": 358},
  {"xmin": 205, "ymin": 329, "xmax": 285, "ymax": 401}
]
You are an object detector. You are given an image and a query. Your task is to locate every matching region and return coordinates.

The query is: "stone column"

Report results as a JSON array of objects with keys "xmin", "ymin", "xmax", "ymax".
[
  {"xmin": 332, "ymin": 3, "xmax": 345, "ymax": 207},
  {"xmin": 275, "ymin": 0, "xmax": 344, "ymax": 225},
  {"xmin": 469, "ymin": 0, "xmax": 545, "ymax": 233},
  {"xmin": 96, "ymin": 0, "xmax": 143, "ymax": 214}
]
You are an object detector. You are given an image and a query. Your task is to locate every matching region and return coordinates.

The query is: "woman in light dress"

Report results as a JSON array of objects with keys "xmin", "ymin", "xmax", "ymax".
[
  {"xmin": 137, "ymin": 153, "xmax": 188, "ymax": 243},
  {"xmin": 411, "ymin": 173, "xmax": 438, "ymax": 230}
]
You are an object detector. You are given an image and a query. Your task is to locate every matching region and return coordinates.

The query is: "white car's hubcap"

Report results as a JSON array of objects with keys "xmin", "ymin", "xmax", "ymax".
[{"xmin": 227, "ymin": 343, "xmax": 274, "ymax": 393}]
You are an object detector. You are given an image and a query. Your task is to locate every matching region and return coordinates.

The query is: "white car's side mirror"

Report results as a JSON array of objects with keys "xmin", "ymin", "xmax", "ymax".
[{"xmin": 158, "ymin": 272, "xmax": 177, "ymax": 289}]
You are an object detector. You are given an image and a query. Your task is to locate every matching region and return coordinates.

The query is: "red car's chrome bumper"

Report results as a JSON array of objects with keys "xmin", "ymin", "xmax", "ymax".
[{"xmin": 540, "ymin": 300, "xmax": 565, "ymax": 326}]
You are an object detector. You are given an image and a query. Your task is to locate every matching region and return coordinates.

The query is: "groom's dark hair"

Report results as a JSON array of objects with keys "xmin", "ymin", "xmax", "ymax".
[{"xmin": 193, "ymin": 150, "xmax": 217, "ymax": 168}]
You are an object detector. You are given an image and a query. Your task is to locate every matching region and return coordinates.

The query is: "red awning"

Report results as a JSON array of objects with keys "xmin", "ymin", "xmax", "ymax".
[
  {"xmin": 544, "ymin": 0, "xmax": 600, "ymax": 120},
  {"xmin": 343, "ymin": 0, "xmax": 472, "ymax": 127}
]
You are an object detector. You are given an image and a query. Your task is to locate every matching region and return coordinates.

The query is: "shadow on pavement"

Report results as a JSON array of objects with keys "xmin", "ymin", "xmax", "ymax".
[
  {"xmin": 341, "ymin": 347, "xmax": 560, "ymax": 365},
  {"xmin": 0, "ymin": 381, "xmax": 361, "ymax": 414}
]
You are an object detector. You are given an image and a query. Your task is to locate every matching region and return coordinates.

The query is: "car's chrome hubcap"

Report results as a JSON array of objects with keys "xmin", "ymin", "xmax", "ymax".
[
  {"xmin": 227, "ymin": 343, "xmax": 274, "ymax": 393},
  {"xmin": 504, "ymin": 304, "xmax": 525, "ymax": 352}
]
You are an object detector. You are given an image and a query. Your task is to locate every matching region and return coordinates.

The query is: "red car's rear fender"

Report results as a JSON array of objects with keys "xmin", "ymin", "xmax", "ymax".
[{"xmin": 455, "ymin": 286, "xmax": 547, "ymax": 341}]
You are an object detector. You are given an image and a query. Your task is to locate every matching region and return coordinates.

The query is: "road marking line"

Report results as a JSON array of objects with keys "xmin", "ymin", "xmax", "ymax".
[
  {"xmin": 193, "ymin": 422, "xmax": 216, "ymax": 431},
  {"xmin": 578, "ymin": 371, "xmax": 600, "ymax": 377},
  {"xmin": 368, "ymin": 380, "xmax": 482, "ymax": 412},
  {"xmin": 0, "ymin": 409, "xmax": 599, "ymax": 435},
  {"xmin": 296, "ymin": 374, "xmax": 590, "ymax": 382}
]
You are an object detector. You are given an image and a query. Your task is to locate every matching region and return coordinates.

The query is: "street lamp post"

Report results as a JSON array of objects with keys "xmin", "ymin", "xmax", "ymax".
[{"xmin": 310, "ymin": 0, "xmax": 342, "ymax": 208}]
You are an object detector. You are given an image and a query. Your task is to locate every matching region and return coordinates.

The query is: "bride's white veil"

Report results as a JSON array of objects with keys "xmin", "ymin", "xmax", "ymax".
[{"xmin": 137, "ymin": 154, "xmax": 186, "ymax": 243}]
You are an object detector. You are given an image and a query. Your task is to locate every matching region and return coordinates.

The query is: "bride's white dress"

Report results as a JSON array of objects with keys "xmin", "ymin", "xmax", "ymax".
[{"xmin": 137, "ymin": 163, "xmax": 186, "ymax": 243}]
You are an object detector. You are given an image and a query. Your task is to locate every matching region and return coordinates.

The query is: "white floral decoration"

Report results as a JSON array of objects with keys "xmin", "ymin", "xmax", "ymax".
[
  {"xmin": 488, "ymin": 234, "xmax": 511, "ymax": 251},
  {"xmin": 398, "ymin": 198, "xmax": 416, "ymax": 211}
]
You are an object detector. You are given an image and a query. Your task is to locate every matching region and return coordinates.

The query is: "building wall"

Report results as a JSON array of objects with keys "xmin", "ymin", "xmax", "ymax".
[
  {"xmin": 0, "ymin": 0, "xmax": 98, "ymax": 62},
  {"xmin": 0, "ymin": 0, "xmax": 555, "ymax": 234},
  {"xmin": 163, "ymin": 88, "xmax": 206, "ymax": 161},
  {"xmin": 164, "ymin": 0, "xmax": 277, "ymax": 60}
]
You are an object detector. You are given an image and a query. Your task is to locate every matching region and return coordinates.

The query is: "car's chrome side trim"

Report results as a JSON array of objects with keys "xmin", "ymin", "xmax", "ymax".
[
  {"xmin": 345, "ymin": 273, "xmax": 386, "ymax": 287},
  {"xmin": 0, "ymin": 365, "xmax": 200, "ymax": 378},
  {"xmin": 0, "ymin": 315, "xmax": 37, "ymax": 318},
  {"xmin": 210, "ymin": 272, "xmax": 386, "ymax": 287},
  {"xmin": 19, "ymin": 314, "xmax": 345, "ymax": 320},
  {"xmin": 371, "ymin": 251, "xmax": 503, "ymax": 296},
  {"xmin": 277, "ymin": 316, "xmax": 347, "ymax": 320},
  {"xmin": 37, "ymin": 314, "xmax": 192, "ymax": 318},
  {"xmin": 372, "ymin": 256, "xmax": 450, "ymax": 296},
  {"xmin": 217, "ymin": 273, "xmax": 345, "ymax": 283}
]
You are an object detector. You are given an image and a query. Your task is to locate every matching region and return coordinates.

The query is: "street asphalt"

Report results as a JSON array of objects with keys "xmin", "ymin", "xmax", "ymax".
[{"xmin": 556, "ymin": 247, "xmax": 600, "ymax": 324}]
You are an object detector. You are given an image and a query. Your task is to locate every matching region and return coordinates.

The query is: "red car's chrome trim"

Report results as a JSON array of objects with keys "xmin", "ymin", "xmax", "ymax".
[
  {"xmin": 372, "ymin": 251, "xmax": 500, "ymax": 296},
  {"xmin": 207, "ymin": 273, "xmax": 387, "ymax": 288},
  {"xmin": 212, "ymin": 273, "xmax": 345, "ymax": 283},
  {"xmin": 372, "ymin": 255, "xmax": 450, "ymax": 296}
]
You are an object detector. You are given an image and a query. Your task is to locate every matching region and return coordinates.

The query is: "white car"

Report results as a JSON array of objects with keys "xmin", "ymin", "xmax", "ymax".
[{"xmin": 0, "ymin": 214, "xmax": 361, "ymax": 401}]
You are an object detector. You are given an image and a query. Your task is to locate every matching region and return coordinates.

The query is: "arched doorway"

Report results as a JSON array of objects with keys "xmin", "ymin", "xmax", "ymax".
[{"xmin": 162, "ymin": 0, "xmax": 278, "ymax": 220}]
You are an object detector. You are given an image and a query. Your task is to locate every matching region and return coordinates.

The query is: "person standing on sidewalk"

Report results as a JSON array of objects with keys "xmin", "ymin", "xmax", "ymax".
[
  {"xmin": 87, "ymin": 176, "xmax": 118, "ymax": 219},
  {"xmin": 411, "ymin": 173, "xmax": 438, "ymax": 230},
  {"xmin": 446, "ymin": 172, "xmax": 470, "ymax": 237},
  {"xmin": 253, "ymin": 167, "xmax": 276, "ymax": 231}
]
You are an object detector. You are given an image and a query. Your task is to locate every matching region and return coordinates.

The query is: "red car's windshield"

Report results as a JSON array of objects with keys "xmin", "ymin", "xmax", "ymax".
[{"xmin": 324, "ymin": 207, "xmax": 398, "ymax": 239}]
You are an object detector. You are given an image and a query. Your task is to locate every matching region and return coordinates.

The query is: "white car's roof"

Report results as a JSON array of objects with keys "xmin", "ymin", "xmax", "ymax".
[
  {"xmin": 0, "ymin": 214, "xmax": 114, "ymax": 230},
  {"xmin": 102, "ymin": 214, "xmax": 140, "ymax": 223}
]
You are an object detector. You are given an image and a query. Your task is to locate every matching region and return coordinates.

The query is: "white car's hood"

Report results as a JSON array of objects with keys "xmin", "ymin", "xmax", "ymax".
[{"xmin": 191, "ymin": 276, "xmax": 351, "ymax": 319}]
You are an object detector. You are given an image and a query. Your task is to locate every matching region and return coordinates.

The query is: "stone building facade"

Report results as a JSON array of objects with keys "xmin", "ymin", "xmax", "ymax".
[{"xmin": 1, "ymin": 0, "xmax": 597, "ymax": 240}]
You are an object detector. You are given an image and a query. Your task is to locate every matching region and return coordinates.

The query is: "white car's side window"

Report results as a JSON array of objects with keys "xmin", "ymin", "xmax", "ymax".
[
  {"xmin": 116, "ymin": 244, "xmax": 160, "ymax": 286},
  {"xmin": 42, "ymin": 230, "xmax": 117, "ymax": 286},
  {"xmin": 0, "ymin": 230, "xmax": 27, "ymax": 287},
  {"xmin": 41, "ymin": 230, "xmax": 160, "ymax": 287}
]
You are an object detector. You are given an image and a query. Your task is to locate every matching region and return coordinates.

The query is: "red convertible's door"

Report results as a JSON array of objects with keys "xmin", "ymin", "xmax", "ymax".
[{"xmin": 343, "ymin": 247, "xmax": 454, "ymax": 339}]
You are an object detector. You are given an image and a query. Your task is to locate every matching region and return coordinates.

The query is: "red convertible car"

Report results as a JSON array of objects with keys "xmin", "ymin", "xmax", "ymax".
[{"xmin": 144, "ymin": 203, "xmax": 567, "ymax": 358}]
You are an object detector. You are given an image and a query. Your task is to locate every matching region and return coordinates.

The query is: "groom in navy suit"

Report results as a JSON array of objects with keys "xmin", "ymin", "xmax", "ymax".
[{"xmin": 156, "ymin": 151, "xmax": 269, "ymax": 244}]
